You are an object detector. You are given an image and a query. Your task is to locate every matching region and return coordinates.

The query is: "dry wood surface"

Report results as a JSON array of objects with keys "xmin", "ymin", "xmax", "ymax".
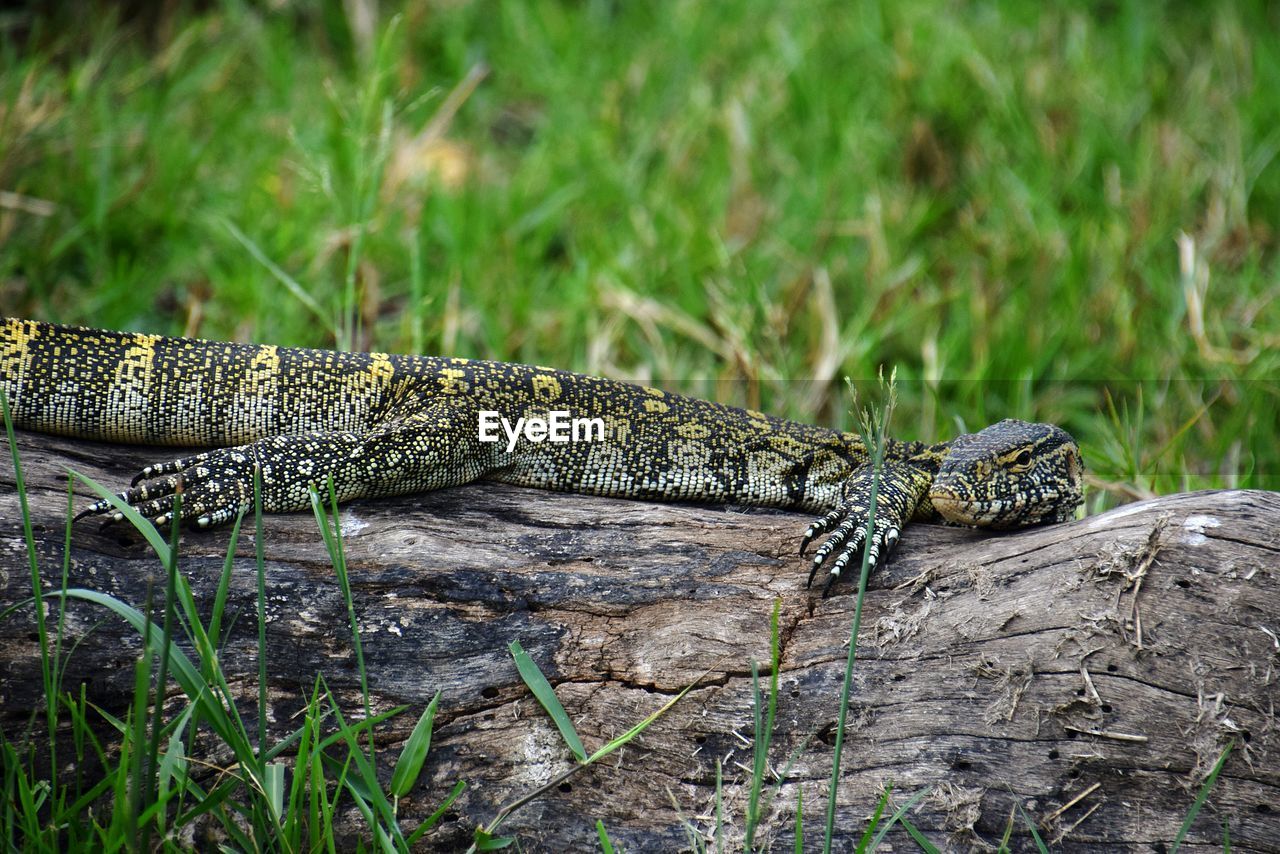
[{"xmin": 2, "ymin": 430, "xmax": 1278, "ymax": 851}]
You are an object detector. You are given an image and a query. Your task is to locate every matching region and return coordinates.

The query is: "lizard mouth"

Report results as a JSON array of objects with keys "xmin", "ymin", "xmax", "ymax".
[
  {"xmin": 929, "ymin": 485, "xmax": 1034, "ymax": 528},
  {"xmin": 929, "ymin": 489, "xmax": 998, "ymax": 527},
  {"xmin": 930, "ymin": 487, "xmax": 1069, "ymax": 529}
]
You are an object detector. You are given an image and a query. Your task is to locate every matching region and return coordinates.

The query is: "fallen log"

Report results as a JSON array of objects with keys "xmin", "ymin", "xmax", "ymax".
[{"xmin": 2, "ymin": 429, "xmax": 1277, "ymax": 851}]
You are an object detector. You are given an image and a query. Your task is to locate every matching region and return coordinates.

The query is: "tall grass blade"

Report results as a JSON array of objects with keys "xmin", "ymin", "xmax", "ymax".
[
  {"xmin": 50, "ymin": 478, "xmax": 77, "ymax": 758},
  {"xmin": 219, "ymin": 215, "xmax": 329, "ymax": 327},
  {"xmin": 391, "ymin": 690, "xmax": 442, "ymax": 798},
  {"xmin": 127, "ymin": 650, "xmax": 150, "ymax": 843},
  {"xmin": 207, "ymin": 506, "xmax": 247, "ymax": 660},
  {"xmin": 405, "ymin": 780, "xmax": 467, "ymax": 845},
  {"xmin": 55, "ymin": 588, "xmax": 238, "ymax": 747},
  {"xmin": 714, "ymin": 758, "xmax": 723, "ymax": 854},
  {"xmin": 475, "ymin": 664, "xmax": 707, "ymax": 847},
  {"xmin": 155, "ymin": 706, "xmax": 193, "ymax": 813},
  {"xmin": 597, "ymin": 818, "xmax": 617, "ymax": 854},
  {"xmin": 324, "ymin": 683, "xmax": 410, "ymax": 851},
  {"xmin": 254, "ymin": 467, "xmax": 269, "ymax": 754},
  {"xmin": 1171, "ymin": 739, "xmax": 1234, "ymax": 853},
  {"xmin": 745, "ymin": 598, "xmax": 782, "ymax": 848},
  {"xmin": 263, "ymin": 761, "xmax": 286, "ymax": 825},
  {"xmin": 311, "ymin": 479, "xmax": 376, "ymax": 756},
  {"xmin": 824, "ymin": 373, "xmax": 895, "ymax": 853},
  {"xmin": 69, "ymin": 469, "xmax": 172, "ymax": 564},
  {"xmin": 899, "ymin": 816, "xmax": 941, "ymax": 852},
  {"xmin": 1, "ymin": 389, "xmax": 54, "ymax": 740},
  {"xmin": 855, "ymin": 785, "xmax": 891, "ymax": 852},
  {"xmin": 139, "ymin": 493, "xmax": 184, "ymax": 847},
  {"xmin": 1015, "ymin": 800, "xmax": 1051, "ymax": 853},
  {"xmin": 508, "ymin": 639, "xmax": 587, "ymax": 762},
  {"xmin": 867, "ymin": 786, "xmax": 931, "ymax": 851},
  {"xmin": 283, "ymin": 677, "xmax": 324, "ymax": 847},
  {"xmin": 585, "ymin": 675, "xmax": 702, "ymax": 765}
]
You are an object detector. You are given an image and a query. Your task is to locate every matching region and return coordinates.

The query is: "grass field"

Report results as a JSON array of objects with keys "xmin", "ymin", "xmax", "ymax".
[{"xmin": 0, "ymin": 0, "xmax": 1276, "ymax": 848}]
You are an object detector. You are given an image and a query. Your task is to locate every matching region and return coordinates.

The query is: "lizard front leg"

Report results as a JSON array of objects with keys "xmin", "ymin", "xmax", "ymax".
[
  {"xmin": 78, "ymin": 397, "xmax": 495, "ymax": 527},
  {"xmin": 800, "ymin": 460, "xmax": 934, "ymax": 595}
]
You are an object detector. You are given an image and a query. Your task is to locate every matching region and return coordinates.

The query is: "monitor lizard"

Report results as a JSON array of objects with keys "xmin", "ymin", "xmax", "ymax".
[{"xmin": 0, "ymin": 317, "xmax": 1085, "ymax": 589}]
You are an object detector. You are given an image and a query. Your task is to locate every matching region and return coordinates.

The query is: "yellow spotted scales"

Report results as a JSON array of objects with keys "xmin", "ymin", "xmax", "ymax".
[{"xmin": 1, "ymin": 318, "xmax": 1085, "ymax": 589}]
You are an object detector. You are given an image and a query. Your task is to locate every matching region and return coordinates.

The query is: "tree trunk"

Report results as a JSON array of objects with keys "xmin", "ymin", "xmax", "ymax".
[{"xmin": 2, "ymin": 429, "xmax": 1277, "ymax": 852}]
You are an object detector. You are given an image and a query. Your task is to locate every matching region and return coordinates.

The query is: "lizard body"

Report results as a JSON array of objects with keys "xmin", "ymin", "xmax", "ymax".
[{"xmin": 1, "ymin": 318, "xmax": 1085, "ymax": 584}]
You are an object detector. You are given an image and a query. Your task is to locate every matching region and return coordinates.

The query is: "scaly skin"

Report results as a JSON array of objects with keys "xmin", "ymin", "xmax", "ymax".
[{"xmin": 0, "ymin": 318, "xmax": 1085, "ymax": 589}]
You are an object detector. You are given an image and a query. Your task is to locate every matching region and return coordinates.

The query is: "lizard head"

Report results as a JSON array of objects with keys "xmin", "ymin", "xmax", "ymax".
[{"xmin": 928, "ymin": 419, "xmax": 1084, "ymax": 529}]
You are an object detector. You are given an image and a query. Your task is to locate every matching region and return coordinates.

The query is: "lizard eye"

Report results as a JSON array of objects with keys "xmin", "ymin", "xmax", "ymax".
[{"xmin": 1012, "ymin": 449, "xmax": 1033, "ymax": 469}]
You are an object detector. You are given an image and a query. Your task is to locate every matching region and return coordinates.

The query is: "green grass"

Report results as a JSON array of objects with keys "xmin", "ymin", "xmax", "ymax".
[{"xmin": 2, "ymin": 0, "xmax": 1277, "ymax": 506}]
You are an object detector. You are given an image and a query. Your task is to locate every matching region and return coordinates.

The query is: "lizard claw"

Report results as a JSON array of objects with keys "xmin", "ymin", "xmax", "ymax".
[
  {"xmin": 802, "ymin": 499, "xmax": 902, "ymax": 593},
  {"xmin": 800, "ymin": 507, "xmax": 845, "ymax": 556}
]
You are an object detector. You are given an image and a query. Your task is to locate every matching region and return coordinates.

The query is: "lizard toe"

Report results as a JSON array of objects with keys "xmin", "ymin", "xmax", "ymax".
[
  {"xmin": 130, "ymin": 453, "xmax": 211, "ymax": 486},
  {"xmin": 800, "ymin": 507, "xmax": 845, "ymax": 555},
  {"xmin": 134, "ymin": 495, "xmax": 177, "ymax": 522},
  {"xmin": 78, "ymin": 474, "xmax": 184, "ymax": 521},
  {"xmin": 806, "ymin": 514, "xmax": 867, "ymax": 587}
]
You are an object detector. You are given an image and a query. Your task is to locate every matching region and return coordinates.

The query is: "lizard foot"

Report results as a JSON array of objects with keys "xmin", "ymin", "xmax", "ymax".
[
  {"xmin": 800, "ymin": 500, "xmax": 900, "ymax": 597},
  {"xmin": 77, "ymin": 449, "xmax": 257, "ymax": 528}
]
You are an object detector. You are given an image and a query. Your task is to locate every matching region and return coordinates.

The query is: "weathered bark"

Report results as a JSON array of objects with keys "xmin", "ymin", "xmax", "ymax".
[{"xmin": 2, "ymin": 429, "xmax": 1277, "ymax": 852}]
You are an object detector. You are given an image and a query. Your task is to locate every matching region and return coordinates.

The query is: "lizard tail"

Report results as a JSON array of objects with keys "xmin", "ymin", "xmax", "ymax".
[{"xmin": 1, "ymin": 317, "xmax": 386, "ymax": 447}]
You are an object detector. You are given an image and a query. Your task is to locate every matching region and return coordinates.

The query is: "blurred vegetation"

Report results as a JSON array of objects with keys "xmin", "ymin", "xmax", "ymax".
[{"xmin": 2, "ymin": 0, "xmax": 1277, "ymax": 509}]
